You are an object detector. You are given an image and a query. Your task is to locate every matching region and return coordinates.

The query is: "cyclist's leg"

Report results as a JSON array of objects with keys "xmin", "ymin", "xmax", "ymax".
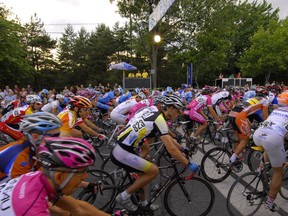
[
  {"xmin": 111, "ymin": 144, "xmax": 158, "ymax": 211},
  {"xmin": 254, "ymin": 128, "xmax": 285, "ymax": 211}
]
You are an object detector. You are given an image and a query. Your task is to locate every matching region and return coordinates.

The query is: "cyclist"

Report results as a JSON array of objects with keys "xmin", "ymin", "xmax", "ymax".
[
  {"xmin": 0, "ymin": 95, "xmax": 43, "ymax": 141},
  {"xmin": 0, "ymin": 137, "xmax": 123, "ymax": 216},
  {"xmin": 111, "ymin": 94, "xmax": 199, "ymax": 211},
  {"xmin": 183, "ymin": 86, "xmax": 221, "ymax": 141},
  {"xmin": 41, "ymin": 94, "xmax": 65, "ymax": 115},
  {"xmin": 57, "ymin": 95, "xmax": 92, "ymax": 138},
  {"xmin": 228, "ymin": 88, "xmax": 269, "ymax": 169},
  {"xmin": 253, "ymin": 107, "xmax": 288, "ymax": 212},
  {"xmin": 277, "ymin": 90, "xmax": 288, "ymax": 107},
  {"xmin": 211, "ymin": 89, "xmax": 232, "ymax": 117},
  {"xmin": 97, "ymin": 88, "xmax": 119, "ymax": 121},
  {"xmin": 110, "ymin": 92, "xmax": 146, "ymax": 125},
  {"xmin": 0, "ymin": 112, "xmax": 62, "ymax": 182}
]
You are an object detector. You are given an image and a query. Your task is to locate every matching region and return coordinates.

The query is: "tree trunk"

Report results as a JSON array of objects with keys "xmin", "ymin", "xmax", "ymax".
[{"xmin": 265, "ymin": 69, "xmax": 271, "ymax": 84}]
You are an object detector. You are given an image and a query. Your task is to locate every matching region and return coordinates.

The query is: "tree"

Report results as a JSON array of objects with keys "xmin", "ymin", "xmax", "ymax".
[
  {"xmin": 238, "ymin": 19, "xmax": 288, "ymax": 84},
  {"xmin": 0, "ymin": 4, "xmax": 32, "ymax": 85},
  {"xmin": 23, "ymin": 14, "xmax": 57, "ymax": 89}
]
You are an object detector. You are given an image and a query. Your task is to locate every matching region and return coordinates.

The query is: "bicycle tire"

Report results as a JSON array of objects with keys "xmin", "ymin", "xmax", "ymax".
[
  {"xmin": 164, "ymin": 176, "xmax": 215, "ymax": 216},
  {"xmin": 246, "ymin": 148, "xmax": 263, "ymax": 172},
  {"xmin": 226, "ymin": 172, "xmax": 267, "ymax": 216},
  {"xmin": 76, "ymin": 169, "xmax": 116, "ymax": 211},
  {"xmin": 156, "ymin": 148, "xmax": 181, "ymax": 179},
  {"xmin": 200, "ymin": 147, "xmax": 232, "ymax": 183},
  {"xmin": 279, "ymin": 166, "xmax": 288, "ymax": 200}
]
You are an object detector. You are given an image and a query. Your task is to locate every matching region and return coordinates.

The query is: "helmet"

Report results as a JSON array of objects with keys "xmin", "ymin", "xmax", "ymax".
[
  {"xmin": 202, "ymin": 85, "xmax": 212, "ymax": 92},
  {"xmin": 41, "ymin": 89, "xmax": 49, "ymax": 95},
  {"xmin": 137, "ymin": 92, "xmax": 146, "ymax": 100},
  {"xmin": 151, "ymin": 90, "xmax": 161, "ymax": 97},
  {"xmin": 256, "ymin": 87, "xmax": 268, "ymax": 97},
  {"xmin": 26, "ymin": 95, "xmax": 42, "ymax": 104},
  {"xmin": 20, "ymin": 112, "xmax": 62, "ymax": 134},
  {"xmin": 56, "ymin": 94, "xmax": 65, "ymax": 99},
  {"xmin": 162, "ymin": 94, "xmax": 184, "ymax": 109},
  {"xmin": 134, "ymin": 88, "xmax": 140, "ymax": 94},
  {"xmin": 166, "ymin": 86, "xmax": 173, "ymax": 93},
  {"xmin": 70, "ymin": 95, "xmax": 92, "ymax": 108},
  {"xmin": 153, "ymin": 95, "xmax": 163, "ymax": 105},
  {"xmin": 39, "ymin": 137, "xmax": 96, "ymax": 169}
]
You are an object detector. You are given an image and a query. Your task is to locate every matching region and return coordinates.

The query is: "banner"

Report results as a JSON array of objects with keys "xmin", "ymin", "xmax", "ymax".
[{"xmin": 187, "ymin": 63, "xmax": 193, "ymax": 86}]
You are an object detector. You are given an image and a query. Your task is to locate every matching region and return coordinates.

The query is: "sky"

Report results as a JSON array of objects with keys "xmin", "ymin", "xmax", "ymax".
[{"xmin": 1, "ymin": 0, "xmax": 287, "ymax": 39}]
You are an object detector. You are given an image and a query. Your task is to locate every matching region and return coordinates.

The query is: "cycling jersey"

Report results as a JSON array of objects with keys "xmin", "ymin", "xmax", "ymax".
[
  {"xmin": 277, "ymin": 91, "xmax": 288, "ymax": 107},
  {"xmin": 253, "ymin": 107, "xmax": 288, "ymax": 167},
  {"xmin": 0, "ymin": 140, "xmax": 39, "ymax": 180},
  {"xmin": 212, "ymin": 91, "xmax": 231, "ymax": 106},
  {"xmin": 1, "ymin": 105, "xmax": 31, "ymax": 124},
  {"xmin": 41, "ymin": 100, "xmax": 60, "ymax": 113},
  {"xmin": 183, "ymin": 95, "xmax": 212, "ymax": 124},
  {"xmin": 110, "ymin": 99, "xmax": 138, "ymax": 124},
  {"xmin": 0, "ymin": 171, "xmax": 56, "ymax": 216},
  {"xmin": 117, "ymin": 106, "xmax": 167, "ymax": 147},
  {"xmin": 1, "ymin": 100, "xmax": 22, "ymax": 116},
  {"xmin": 126, "ymin": 98, "xmax": 153, "ymax": 121},
  {"xmin": 57, "ymin": 109, "xmax": 78, "ymax": 133},
  {"xmin": 242, "ymin": 90, "xmax": 256, "ymax": 101}
]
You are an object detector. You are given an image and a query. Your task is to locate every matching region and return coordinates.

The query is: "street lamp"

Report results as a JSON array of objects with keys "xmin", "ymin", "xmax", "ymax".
[{"xmin": 151, "ymin": 34, "xmax": 161, "ymax": 89}]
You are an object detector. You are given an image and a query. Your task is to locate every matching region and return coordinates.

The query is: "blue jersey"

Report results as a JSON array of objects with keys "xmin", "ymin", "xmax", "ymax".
[{"xmin": 98, "ymin": 91, "xmax": 115, "ymax": 104}]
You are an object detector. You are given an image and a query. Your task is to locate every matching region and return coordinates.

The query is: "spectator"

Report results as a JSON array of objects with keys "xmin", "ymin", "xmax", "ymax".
[
  {"xmin": 62, "ymin": 86, "xmax": 69, "ymax": 95},
  {"xmin": 4, "ymin": 91, "xmax": 16, "ymax": 105},
  {"xmin": 229, "ymin": 74, "xmax": 235, "ymax": 78},
  {"xmin": 128, "ymin": 72, "xmax": 135, "ymax": 78},
  {"xmin": 13, "ymin": 84, "xmax": 20, "ymax": 94},
  {"xmin": 142, "ymin": 70, "xmax": 149, "ymax": 78},
  {"xmin": 3, "ymin": 85, "xmax": 13, "ymax": 96},
  {"xmin": 218, "ymin": 73, "xmax": 224, "ymax": 79},
  {"xmin": 236, "ymin": 72, "xmax": 241, "ymax": 78},
  {"xmin": 135, "ymin": 70, "xmax": 142, "ymax": 78},
  {"xmin": 26, "ymin": 84, "xmax": 33, "ymax": 94}
]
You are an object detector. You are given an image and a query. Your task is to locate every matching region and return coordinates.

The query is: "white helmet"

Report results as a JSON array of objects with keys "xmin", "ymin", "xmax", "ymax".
[
  {"xmin": 137, "ymin": 92, "xmax": 146, "ymax": 100},
  {"xmin": 26, "ymin": 95, "xmax": 42, "ymax": 104},
  {"xmin": 56, "ymin": 94, "xmax": 64, "ymax": 99}
]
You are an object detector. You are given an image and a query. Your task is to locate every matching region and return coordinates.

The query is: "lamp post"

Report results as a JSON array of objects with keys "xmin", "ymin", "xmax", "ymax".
[{"xmin": 151, "ymin": 34, "xmax": 161, "ymax": 89}]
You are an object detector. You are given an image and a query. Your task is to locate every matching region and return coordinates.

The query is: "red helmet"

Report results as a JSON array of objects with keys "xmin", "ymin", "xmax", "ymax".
[{"xmin": 69, "ymin": 96, "xmax": 92, "ymax": 108}]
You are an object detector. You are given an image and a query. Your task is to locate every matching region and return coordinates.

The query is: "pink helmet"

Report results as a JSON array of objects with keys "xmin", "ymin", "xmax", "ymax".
[{"xmin": 39, "ymin": 137, "xmax": 96, "ymax": 169}]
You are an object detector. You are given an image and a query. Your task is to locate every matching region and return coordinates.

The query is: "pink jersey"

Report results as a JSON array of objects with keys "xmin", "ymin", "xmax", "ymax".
[
  {"xmin": 127, "ymin": 98, "xmax": 153, "ymax": 120},
  {"xmin": 0, "ymin": 171, "xmax": 56, "ymax": 216},
  {"xmin": 186, "ymin": 95, "xmax": 212, "ymax": 112}
]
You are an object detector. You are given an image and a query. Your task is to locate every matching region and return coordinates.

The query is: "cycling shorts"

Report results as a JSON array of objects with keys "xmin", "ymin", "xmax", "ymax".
[
  {"xmin": 228, "ymin": 106, "xmax": 250, "ymax": 138},
  {"xmin": 253, "ymin": 128, "xmax": 285, "ymax": 167},
  {"xmin": 111, "ymin": 143, "xmax": 152, "ymax": 173}
]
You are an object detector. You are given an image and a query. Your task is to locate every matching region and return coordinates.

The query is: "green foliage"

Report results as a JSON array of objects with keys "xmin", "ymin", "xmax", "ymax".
[{"xmin": 238, "ymin": 19, "xmax": 288, "ymax": 84}]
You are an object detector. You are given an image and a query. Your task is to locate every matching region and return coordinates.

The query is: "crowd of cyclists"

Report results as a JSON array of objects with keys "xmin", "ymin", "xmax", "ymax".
[{"xmin": 0, "ymin": 81, "xmax": 288, "ymax": 215}]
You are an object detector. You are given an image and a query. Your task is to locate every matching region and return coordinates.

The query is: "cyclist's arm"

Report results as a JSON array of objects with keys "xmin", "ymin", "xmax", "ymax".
[
  {"xmin": 199, "ymin": 109, "xmax": 208, "ymax": 119},
  {"xmin": 207, "ymin": 106, "xmax": 220, "ymax": 121},
  {"xmin": 77, "ymin": 122, "xmax": 99, "ymax": 137},
  {"xmin": 84, "ymin": 118, "xmax": 100, "ymax": 131},
  {"xmin": 161, "ymin": 134, "xmax": 188, "ymax": 166},
  {"xmin": 55, "ymin": 195, "xmax": 110, "ymax": 216}
]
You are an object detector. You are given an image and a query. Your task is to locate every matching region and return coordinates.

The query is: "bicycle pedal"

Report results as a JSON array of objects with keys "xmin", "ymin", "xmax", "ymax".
[{"xmin": 233, "ymin": 162, "xmax": 243, "ymax": 173}]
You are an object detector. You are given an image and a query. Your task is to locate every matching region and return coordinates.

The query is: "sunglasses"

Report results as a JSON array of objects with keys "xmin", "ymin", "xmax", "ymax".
[{"xmin": 36, "ymin": 103, "xmax": 42, "ymax": 105}]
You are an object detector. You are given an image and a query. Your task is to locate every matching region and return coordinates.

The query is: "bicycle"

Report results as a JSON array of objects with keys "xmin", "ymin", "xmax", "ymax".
[
  {"xmin": 200, "ymin": 136, "xmax": 263, "ymax": 183},
  {"xmin": 226, "ymin": 146, "xmax": 288, "ymax": 215},
  {"xmin": 79, "ymin": 149, "xmax": 215, "ymax": 216}
]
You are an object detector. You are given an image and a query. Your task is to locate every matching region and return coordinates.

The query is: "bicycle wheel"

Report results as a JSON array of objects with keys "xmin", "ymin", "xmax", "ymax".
[
  {"xmin": 226, "ymin": 172, "xmax": 266, "ymax": 216},
  {"xmin": 164, "ymin": 176, "xmax": 215, "ymax": 216},
  {"xmin": 280, "ymin": 166, "xmax": 288, "ymax": 200},
  {"xmin": 156, "ymin": 149, "xmax": 181, "ymax": 179},
  {"xmin": 246, "ymin": 149, "xmax": 263, "ymax": 172},
  {"xmin": 200, "ymin": 147, "xmax": 232, "ymax": 183},
  {"xmin": 76, "ymin": 169, "xmax": 116, "ymax": 211}
]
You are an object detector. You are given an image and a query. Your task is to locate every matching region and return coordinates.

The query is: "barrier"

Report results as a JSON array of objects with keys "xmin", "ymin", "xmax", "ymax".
[{"xmin": 215, "ymin": 78, "xmax": 252, "ymax": 88}]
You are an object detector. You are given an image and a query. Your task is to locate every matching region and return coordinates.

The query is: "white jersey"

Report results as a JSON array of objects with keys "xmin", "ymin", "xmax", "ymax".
[
  {"xmin": 212, "ymin": 91, "xmax": 231, "ymax": 105},
  {"xmin": 260, "ymin": 107, "xmax": 288, "ymax": 136},
  {"xmin": 112, "ymin": 99, "xmax": 137, "ymax": 115},
  {"xmin": 41, "ymin": 100, "xmax": 59, "ymax": 113}
]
